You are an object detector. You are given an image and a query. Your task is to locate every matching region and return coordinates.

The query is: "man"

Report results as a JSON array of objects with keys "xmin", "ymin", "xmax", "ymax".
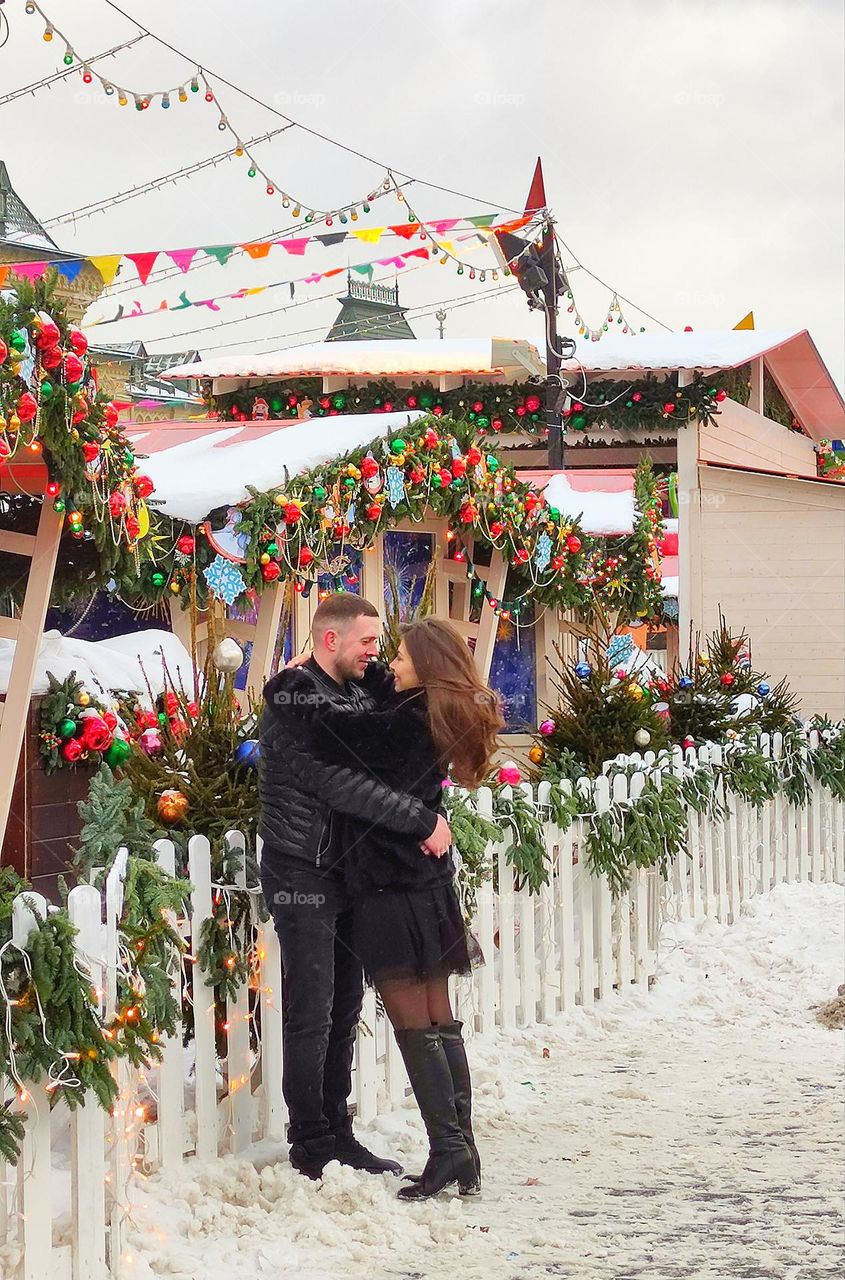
[{"xmin": 258, "ymin": 594, "xmax": 452, "ymax": 1179}]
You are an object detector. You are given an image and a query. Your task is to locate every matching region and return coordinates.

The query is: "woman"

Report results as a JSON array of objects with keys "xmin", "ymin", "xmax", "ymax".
[{"xmin": 312, "ymin": 617, "xmax": 502, "ymax": 1200}]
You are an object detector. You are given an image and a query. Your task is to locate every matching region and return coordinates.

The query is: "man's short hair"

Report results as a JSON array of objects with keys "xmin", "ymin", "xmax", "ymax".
[{"xmin": 312, "ymin": 593, "xmax": 379, "ymax": 638}]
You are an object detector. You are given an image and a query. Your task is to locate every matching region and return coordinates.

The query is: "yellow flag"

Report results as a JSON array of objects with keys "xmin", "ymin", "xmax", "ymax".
[
  {"xmin": 733, "ymin": 311, "xmax": 755, "ymax": 330},
  {"xmin": 90, "ymin": 255, "xmax": 122, "ymax": 286},
  {"xmin": 352, "ymin": 228, "xmax": 384, "ymax": 244}
]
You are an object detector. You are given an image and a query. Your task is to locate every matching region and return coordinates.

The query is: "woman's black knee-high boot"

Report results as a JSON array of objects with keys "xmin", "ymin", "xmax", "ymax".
[
  {"xmin": 394, "ymin": 1027, "xmax": 479, "ymax": 1200},
  {"xmin": 402, "ymin": 1020, "xmax": 481, "ymax": 1193}
]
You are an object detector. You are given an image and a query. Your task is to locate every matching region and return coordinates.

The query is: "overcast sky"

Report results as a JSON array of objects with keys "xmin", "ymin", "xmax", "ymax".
[{"xmin": 1, "ymin": 0, "xmax": 843, "ymax": 388}]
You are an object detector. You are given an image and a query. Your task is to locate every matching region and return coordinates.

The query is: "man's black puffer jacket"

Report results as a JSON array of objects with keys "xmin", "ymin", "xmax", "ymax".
[
  {"xmin": 258, "ymin": 658, "xmax": 439, "ymax": 877},
  {"xmin": 313, "ymin": 687, "xmax": 453, "ymax": 896}
]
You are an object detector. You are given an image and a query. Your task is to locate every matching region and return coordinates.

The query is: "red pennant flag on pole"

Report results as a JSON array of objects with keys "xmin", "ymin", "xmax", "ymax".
[{"xmin": 524, "ymin": 158, "xmax": 547, "ymax": 214}]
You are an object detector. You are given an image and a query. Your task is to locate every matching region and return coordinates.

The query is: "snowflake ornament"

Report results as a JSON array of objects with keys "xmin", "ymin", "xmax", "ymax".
[
  {"xmin": 386, "ymin": 465, "xmax": 406, "ymax": 507},
  {"xmin": 535, "ymin": 532, "xmax": 552, "ymax": 572},
  {"xmin": 204, "ymin": 554, "xmax": 247, "ymax": 605}
]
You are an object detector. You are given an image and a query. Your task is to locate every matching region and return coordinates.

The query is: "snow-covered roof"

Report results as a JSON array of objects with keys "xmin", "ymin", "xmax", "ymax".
[
  {"xmin": 162, "ymin": 337, "xmax": 545, "ymax": 389},
  {"xmin": 516, "ymin": 469, "xmax": 636, "ymax": 535},
  {"xmin": 561, "ymin": 331, "xmax": 845, "ymax": 441},
  {"xmin": 125, "ymin": 410, "xmax": 425, "ymax": 523}
]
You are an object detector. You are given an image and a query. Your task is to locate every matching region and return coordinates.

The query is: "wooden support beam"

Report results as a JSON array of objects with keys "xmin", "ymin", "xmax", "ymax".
[
  {"xmin": 472, "ymin": 547, "xmax": 508, "ymax": 681},
  {"xmin": 0, "ymin": 531, "xmax": 37, "ymax": 557},
  {"xmin": 360, "ymin": 540, "xmax": 385, "ymax": 623},
  {"xmin": 246, "ymin": 582, "xmax": 288, "ymax": 703},
  {"xmin": 0, "ymin": 501, "xmax": 63, "ymax": 850},
  {"xmin": 0, "ymin": 617, "xmax": 21, "ymax": 641}
]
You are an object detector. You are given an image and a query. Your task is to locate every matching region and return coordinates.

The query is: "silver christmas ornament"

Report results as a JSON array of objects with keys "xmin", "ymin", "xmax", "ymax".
[
  {"xmin": 634, "ymin": 728, "xmax": 651, "ymax": 747},
  {"xmin": 212, "ymin": 637, "xmax": 244, "ymax": 673}
]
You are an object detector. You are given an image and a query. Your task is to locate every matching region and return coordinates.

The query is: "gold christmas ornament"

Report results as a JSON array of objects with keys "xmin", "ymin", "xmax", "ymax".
[
  {"xmin": 528, "ymin": 744, "xmax": 545, "ymax": 765},
  {"xmin": 157, "ymin": 789, "xmax": 190, "ymax": 824},
  {"xmin": 627, "ymin": 683, "xmax": 644, "ymax": 701}
]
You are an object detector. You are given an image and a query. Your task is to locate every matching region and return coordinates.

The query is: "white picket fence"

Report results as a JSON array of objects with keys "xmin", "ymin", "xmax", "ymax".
[{"xmin": 1, "ymin": 746, "xmax": 843, "ymax": 1280}]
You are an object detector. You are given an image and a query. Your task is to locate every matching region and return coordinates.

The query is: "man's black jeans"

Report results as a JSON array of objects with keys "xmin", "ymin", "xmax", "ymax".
[{"xmin": 261, "ymin": 855, "xmax": 363, "ymax": 1146}]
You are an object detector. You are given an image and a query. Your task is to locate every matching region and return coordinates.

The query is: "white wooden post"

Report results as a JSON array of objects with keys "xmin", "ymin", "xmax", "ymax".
[
  {"xmin": 555, "ymin": 782, "xmax": 577, "ymax": 1014},
  {"xmin": 576, "ymin": 779, "xmax": 595, "ymax": 1008},
  {"xmin": 255, "ymin": 835, "xmax": 285, "ymax": 1142},
  {"xmin": 516, "ymin": 783, "xmax": 538, "ymax": 1027},
  {"xmin": 67, "ymin": 885, "xmax": 107, "ymax": 1280},
  {"xmin": 628, "ymin": 775, "xmax": 650, "ymax": 986},
  {"xmin": 496, "ymin": 787, "xmax": 517, "ymax": 1029},
  {"xmin": 474, "ymin": 788, "xmax": 497, "ymax": 1034},
  {"xmin": 535, "ymin": 782, "xmax": 558, "ymax": 1023},
  {"xmin": 594, "ymin": 776, "xmax": 615, "ymax": 1002},
  {"xmin": 151, "ymin": 840, "xmax": 185, "ymax": 1170},
  {"xmin": 187, "ymin": 836, "xmax": 218, "ymax": 1160},
  {"xmin": 11, "ymin": 894, "xmax": 52, "ymax": 1280},
  {"xmin": 222, "ymin": 831, "xmax": 254, "ymax": 1153}
]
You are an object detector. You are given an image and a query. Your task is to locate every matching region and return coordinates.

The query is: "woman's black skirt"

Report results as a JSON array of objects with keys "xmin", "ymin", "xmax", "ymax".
[{"xmin": 353, "ymin": 879, "xmax": 484, "ymax": 986}]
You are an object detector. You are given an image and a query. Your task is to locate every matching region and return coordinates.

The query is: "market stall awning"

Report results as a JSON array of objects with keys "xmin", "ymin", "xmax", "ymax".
[
  {"xmin": 516, "ymin": 468, "xmax": 636, "ymax": 535},
  {"xmin": 556, "ymin": 330, "xmax": 845, "ymax": 442},
  {"xmin": 161, "ymin": 337, "xmax": 545, "ymax": 390},
  {"xmin": 125, "ymin": 410, "xmax": 425, "ymax": 523}
]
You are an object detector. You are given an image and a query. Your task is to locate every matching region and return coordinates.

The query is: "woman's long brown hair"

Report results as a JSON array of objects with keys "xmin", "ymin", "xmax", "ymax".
[{"xmin": 401, "ymin": 618, "xmax": 503, "ymax": 788}]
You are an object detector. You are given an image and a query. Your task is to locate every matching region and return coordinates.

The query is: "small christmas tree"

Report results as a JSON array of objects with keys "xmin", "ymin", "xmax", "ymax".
[{"xmin": 531, "ymin": 607, "xmax": 670, "ymax": 778}]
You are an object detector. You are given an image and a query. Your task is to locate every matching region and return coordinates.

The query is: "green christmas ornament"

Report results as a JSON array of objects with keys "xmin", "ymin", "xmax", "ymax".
[
  {"xmin": 104, "ymin": 737, "xmax": 131, "ymax": 768},
  {"xmin": 486, "ymin": 455, "xmax": 499, "ymax": 471},
  {"xmin": 266, "ymin": 541, "xmax": 278, "ymax": 556},
  {"xmin": 270, "ymin": 398, "xmax": 282, "ymax": 412},
  {"xmin": 40, "ymin": 380, "xmax": 54, "ymax": 400},
  {"xmin": 390, "ymin": 438, "xmax": 406, "ymax": 454},
  {"xmin": 313, "ymin": 485, "xmax": 327, "ymax": 501},
  {"xmin": 123, "ymin": 449, "xmax": 135, "ymax": 466},
  {"xmin": 151, "ymin": 571, "xmax": 166, "ymax": 588},
  {"xmin": 58, "ymin": 718, "xmax": 78, "ymax": 740},
  {"xmin": 53, "ymin": 498, "xmax": 65, "ymax": 513},
  {"xmin": 10, "ymin": 330, "xmax": 27, "ymax": 353},
  {"xmin": 571, "ymin": 414, "xmax": 587, "ymax": 431}
]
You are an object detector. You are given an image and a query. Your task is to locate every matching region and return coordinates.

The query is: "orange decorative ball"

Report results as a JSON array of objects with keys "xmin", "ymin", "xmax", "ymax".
[
  {"xmin": 156, "ymin": 789, "xmax": 190, "ymax": 824},
  {"xmin": 528, "ymin": 745, "xmax": 545, "ymax": 765}
]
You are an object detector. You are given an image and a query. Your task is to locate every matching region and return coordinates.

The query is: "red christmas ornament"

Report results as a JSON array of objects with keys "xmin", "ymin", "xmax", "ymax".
[
  {"xmin": 104, "ymin": 403, "xmax": 120, "ymax": 428},
  {"xmin": 472, "ymin": 400, "xmax": 484, "ymax": 414},
  {"xmin": 525, "ymin": 394, "xmax": 542, "ymax": 413},
  {"xmin": 164, "ymin": 692, "xmax": 179, "ymax": 717},
  {"xmin": 61, "ymin": 737, "xmax": 85, "ymax": 764},
  {"xmin": 63, "ymin": 352, "xmax": 84, "ymax": 384},
  {"xmin": 82, "ymin": 715, "xmax": 113, "ymax": 753},
  {"xmin": 566, "ymin": 535, "xmax": 582, "ymax": 554},
  {"xmin": 108, "ymin": 492, "xmax": 127, "ymax": 518},
  {"xmin": 176, "ymin": 535, "xmax": 195, "ymax": 555},
  {"xmin": 459, "ymin": 503, "xmax": 477, "ymax": 523},
  {"xmin": 261, "ymin": 561, "xmax": 282, "ymax": 581},
  {"xmin": 720, "ymin": 672, "xmax": 735, "ymax": 686},
  {"xmin": 489, "ymin": 521, "xmax": 505, "ymax": 538},
  {"xmin": 17, "ymin": 393, "xmax": 38, "ymax": 423},
  {"xmin": 409, "ymin": 468, "xmax": 426, "ymax": 485},
  {"xmin": 102, "ymin": 709, "xmax": 118, "ymax": 731},
  {"xmin": 360, "ymin": 456, "xmax": 379, "ymax": 479},
  {"xmin": 186, "ymin": 702, "xmax": 199, "ymax": 719},
  {"xmin": 133, "ymin": 474, "xmax": 155, "ymax": 499},
  {"xmin": 366, "ymin": 503, "xmax": 381, "ymax": 520},
  {"xmin": 68, "ymin": 327, "xmax": 89, "ymax": 357},
  {"xmin": 513, "ymin": 548, "xmax": 529, "ymax": 564},
  {"xmin": 41, "ymin": 346, "xmax": 62, "ymax": 371},
  {"xmin": 715, "ymin": 389, "xmax": 727, "ymax": 402},
  {"xmin": 451, "ymin": 457, "xmax": 467, "ymax": 477},
  {"xmin": 422, "ymin": 428, "xmax": 439, "ymax": 449},
  {"xmin": 35, "ymin": 319, "xmax": 60, "ymax": 350},
  {"xmin": 0, "ymin": 440, "xmax": 10, "ymax": 460},
  {"xmin": 406, "ymin": 395, "xmax": 418, "ymax": 408},
  {"xmin": 169, "ymin": 717, "xmax": 189, "ymax": 739},
  {"xmin": 125, "ymin": 515, "xmax": 140, "ymax": 540},
  {"xmin": 81, "ymin": 442, "xmax": 100, "ymax": 463},
  {"xmin": 382, "ymin": 401, "xmax": 394, "ymax": 413},
  {"xmin": 551, "ymin": 555, "xmax": 564, "ymax": 570},
  {"xmin": 515, "ymin": 405, "xmax": 527, "ymax": 417},
  {"xmin": 632, "ymin": 392, "xmax": 642, "ymax": 403},
  {"xmin": 663, "ymin": 402, "xmax": 675, "ymax": 414},
  {"xmin": 284, "ymin": 503, "xmax": 302, "ymax": 524},
  {"xmin": 297, "ymin": 546, "xmax": 314, "ymax": 566},
  {"xmin": 432, "ymin": 405, "xmax": 444, "ymax": 416},
  {"xmin": 0, "ymin": 339, "xmax": 8, "ymax": 364},
  {"xmin": 466, "ymin": 446, "xmax": 482, "ymax": 466},
  {"xmin": 438, "ymin": 468, "xmax": 453, "ymax": 486}
]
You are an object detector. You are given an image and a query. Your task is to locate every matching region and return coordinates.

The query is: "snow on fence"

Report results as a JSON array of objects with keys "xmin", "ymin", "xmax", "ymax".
[{"xmin": 1, "ymin": 748, "xmax": 843, "ymax": 1280}]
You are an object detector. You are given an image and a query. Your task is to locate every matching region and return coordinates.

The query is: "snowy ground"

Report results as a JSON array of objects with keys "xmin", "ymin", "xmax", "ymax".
[{"xmin": 126, "ymin": 882, "xmax": 845, "ymax": 1280}]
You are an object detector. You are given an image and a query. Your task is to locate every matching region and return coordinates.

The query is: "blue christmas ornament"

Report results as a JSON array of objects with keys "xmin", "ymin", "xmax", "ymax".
[
  {"xmin": 232, "ymin": 739, "xmax": 260, "ymax": 769},
  {"xmin": 204, "ymin": 554, "xmax": 247, "ymax": 606},
  {"xmin": 534, "ymin": 532, "xmax": 552, "ymax": 572},
  {"xmin": 758, "ymin": 682, "xmax": 770, "ymax": 697},
  {"xmin": 574, "ymin": 661, "xmax": 592, "ymax": 679},
  {"xmin": 678, "ymin": 675, "xmax": 694, "ymax": 690},
  {"xmin": 386, "ymin": 465, "xmax": 406, "ymax": 508}
]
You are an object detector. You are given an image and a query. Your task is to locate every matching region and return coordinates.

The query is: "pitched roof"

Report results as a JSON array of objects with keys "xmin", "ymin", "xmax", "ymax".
[{"xmin": 0, "ymin": 160, "xmax": 59, "ymax": 252}]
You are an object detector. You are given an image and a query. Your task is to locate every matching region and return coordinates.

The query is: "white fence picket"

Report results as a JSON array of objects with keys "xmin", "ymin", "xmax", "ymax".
[
  {"xmin": 151, "ymin": 840, "xmax": 185, "ymax": 1170},
  {"xmin": 222, "ymin": 830, "xmax": 254, "ymax": 1154},
  {"xmin": 536, "ymin": 782, "xmax": 558, "ymax": 1023},
  {"xmin": 517, "ymin": 785, "xmax": 538, "ymax": 1026},
  {"xmin": 187, "ymin": 835, "xmax": 218, "ymax": 1161},
  {"xmin": 555, "ymin": 783, "xmax": 577, "ymax": 1013},
  {"xmin": 496, "ymin": 787, "xmax": 518, "ymax": 1030},
  {"xmin": 474, "ymin": 788, "xmax": 497, "ymax": 1034}
]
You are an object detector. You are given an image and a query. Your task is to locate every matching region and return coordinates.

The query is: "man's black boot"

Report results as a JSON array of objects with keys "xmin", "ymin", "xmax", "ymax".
[
  {"xmin": 333, "ymin": 1117, "xmax": 404, "ymax": 1175},
  {"xmin": 394, "ymin": 1027, "xmax": 478, "ymax": 1201},
  {"xmin": 289, "ymin": 1134, "xmax": 336, "ymax": 1180}
]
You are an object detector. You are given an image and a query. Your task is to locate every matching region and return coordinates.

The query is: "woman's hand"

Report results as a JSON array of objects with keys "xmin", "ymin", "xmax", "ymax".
[{"xmin": 284, "ymin": 651, "xmax": 310, "ymax": 669}]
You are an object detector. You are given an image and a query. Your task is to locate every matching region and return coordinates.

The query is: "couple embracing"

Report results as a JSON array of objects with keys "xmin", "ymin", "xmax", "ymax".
[{"xmin": 258, "ymin": 593, "xmax": 502, "ymax": 1200}]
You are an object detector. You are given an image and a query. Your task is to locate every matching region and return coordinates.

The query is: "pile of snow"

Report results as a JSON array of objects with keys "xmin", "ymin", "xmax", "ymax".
[
  {"xmin": 119, "ymin": 881, "xmax": 844, "ymax": 1280},
  {"xmin": 0, "ymin": 628, "xmax": 194, "ymax": 703}
]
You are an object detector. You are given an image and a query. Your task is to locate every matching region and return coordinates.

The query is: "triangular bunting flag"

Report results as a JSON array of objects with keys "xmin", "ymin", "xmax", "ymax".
[
  {"xmin": 376, "ymin": 256, "xmax": 407, "ymax": 269},
  {"xmin": 126, "ymin": 252, "xmax": 159, "ymax": 285},
  {"xmin": 404, "ymin": 247, "xmax": 430, "ymax": 261},
  {"xmin": 524, "ymin": 158, "xmax": 547, "ymax": 214},
  {"xmin": 12, "ymin": 261, "xmax": 50, "ymax": 281},
  {"xmin": 389, "ymin": 223, "xmax": 420, "ymax": 240},
  {"xmin": 316, "ymin": 232, "xmax": 348, "ymax": 247},
  {"xmin": 498, "ymin": 214, "xmax": 532, "ymax": 233},
  {"xmin": 203, "ymin": 245, "xmax": 235, "ymax": 266},
  {"xmin": 351, "ymin": 264, "xmax": 374, "ymax": 281},
  {"xmin": 89, "ymin": 254, "xmax": 122, "ymax": 286},
  {"xmin": 428, "ymin": 219, "xmax": 459, "ymax": 235},
  {"xmin": 324, "ymin": 267, "xmax": 343, "ymax": 277},
  {"xmin": 352, "ymin": 228, "xmax": 383, "ymax": 244},
  {"xmin": 276, "ymin": 238, "xmax": 310, "ymax": 256},
  {"xmin": 172, "ymin": 291, "xmax": 192, "ymax": 311},
  {"xmin": 466, "ymin": 214, "xmax": 497, "ymax": 228},
  {"xmin": 196, "ymin": 298, "xmax": 221, "ymax": 311},
  {"xmin": 303, "ymin": 273, "xmax": 323, "ymax": 284},
  {"xmin": 245, "ymin": 286, "xmax": 266, "ymax": 296},
  {"xmin": 56, "ymin": 260, "xmax": 85, "ymax": 283},
  {"xmin": 734, "ymin": 311, "xmax": 755, "ymax": 330},
  {"xmin": 242, "ymin": 242, "xmax": 272, "ymax": 259},
  {"xmin": 167, "ymin": 248, "xmax": 199, "ymax": 273},
  {"xmin": 289, "ymin": 282, "xmax": 296, "ymax": 298},
  {"xmin": 129, "ymin": 301, "xmax": 144, "ymax": 317}
]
